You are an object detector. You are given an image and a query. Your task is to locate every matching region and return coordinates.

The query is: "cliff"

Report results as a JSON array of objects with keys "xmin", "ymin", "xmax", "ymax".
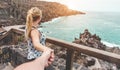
[{"xmin": 0, "ymin": 0, "xmax": 85, "ymax": 26}]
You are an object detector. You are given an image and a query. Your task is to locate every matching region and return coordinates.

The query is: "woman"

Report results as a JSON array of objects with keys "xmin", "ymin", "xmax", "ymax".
[{"xmin": 14, "ymin": 7, "xmax": 54, "ymax": 70}]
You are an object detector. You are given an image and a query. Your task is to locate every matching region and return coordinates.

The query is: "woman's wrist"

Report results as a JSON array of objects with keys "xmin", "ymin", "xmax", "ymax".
[{"xmin": 43, "ymin": 47, "xmax": 53, "ymax": 53}]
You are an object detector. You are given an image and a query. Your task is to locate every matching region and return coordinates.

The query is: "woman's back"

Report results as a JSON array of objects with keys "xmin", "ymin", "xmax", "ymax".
[{"xmin": 27, "ymin": 28, "xmax": 46, "ymax": 59}]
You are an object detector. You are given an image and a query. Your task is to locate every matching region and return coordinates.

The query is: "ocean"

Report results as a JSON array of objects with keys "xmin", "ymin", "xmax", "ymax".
[{"xmin": 40, "ymin": 12, "xmax": 120, "ymax": 47}]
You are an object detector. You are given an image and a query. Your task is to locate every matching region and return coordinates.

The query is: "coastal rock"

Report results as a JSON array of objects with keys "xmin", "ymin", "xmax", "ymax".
[
  {"xmin": 99, "ymin": 60, "xmax": 118, "ymax": 70},
  {"xmin": 73, "ymin": 29, "xmax": 120, "ymax": 70},
  {"xmin": 106, "ymin": 47, "xmax": 120, "ymax": 55},
  {"xmin": 0, "ymin": 45, "xmax": 28, "ymax": 67},
  {"xmin": 0, "ymin": 63, "xmax": 6, "ymax": 70},
  {"xmin": 0, "ymin": 43, "xmax": 70, "ymax": 70},
  {"xmin": 85, "ymin": 57, "xmax": 95, "ymax": 67},
  {"xmin": 0, "ymin": 62, "xmax": 14, "ymax": 70}
]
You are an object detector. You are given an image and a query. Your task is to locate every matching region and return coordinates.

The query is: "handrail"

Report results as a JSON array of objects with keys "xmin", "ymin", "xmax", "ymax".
[
  {"xmin": 0, "ymin": 28, "xmax": 24, "ymax": 41},
  {"xmin": 1, "ymin": 28, "xmax": 120, "ymax": 70},
  {"xmin": 46, "ymin": 37, "xmax": 120, "ymax": 64}
]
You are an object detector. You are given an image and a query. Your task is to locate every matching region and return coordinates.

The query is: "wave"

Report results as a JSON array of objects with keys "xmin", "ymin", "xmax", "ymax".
[{"xmin": 101, "ymin": 41, "xmax": 120, "ymax": 47}]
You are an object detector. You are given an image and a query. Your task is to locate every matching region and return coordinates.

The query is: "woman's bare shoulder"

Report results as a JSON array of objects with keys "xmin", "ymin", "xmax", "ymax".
[{"xmin": 30, "ymin": 29, "xmax": 40, "ymax": 37}]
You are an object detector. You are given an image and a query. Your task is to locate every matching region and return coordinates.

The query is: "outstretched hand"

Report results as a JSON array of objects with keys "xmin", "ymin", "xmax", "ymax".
[{"xmin": 14, "ymin": 48, "xmax": 54, "ymax": 70}]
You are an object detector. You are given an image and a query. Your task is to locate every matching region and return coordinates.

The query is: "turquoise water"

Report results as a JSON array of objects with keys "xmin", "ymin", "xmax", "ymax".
[{"xmin": 40, "ymin": 12, "xmax": 120, "ymax": 47}]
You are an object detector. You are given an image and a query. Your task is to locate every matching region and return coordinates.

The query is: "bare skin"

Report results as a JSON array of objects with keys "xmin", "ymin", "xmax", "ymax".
[
  {"xmin": 30, "ymin": 18, "xmax": 54, "ymax": 66},
  {"xmin": 14, "ymin": 17, "xmax": 54, "ymax": 70},
  {"xmin": 14, "ymin": 49, "xmax": 53, "ymax": 70}
]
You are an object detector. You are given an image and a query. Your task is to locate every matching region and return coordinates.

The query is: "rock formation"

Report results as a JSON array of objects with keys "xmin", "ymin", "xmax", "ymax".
[
  {"xmin": 0, "ymin": 0, "xmax": 85, "ymax": 26},
  {"xmin": 73, "ymin": 29, "xmax": 106, "ymax": 50},
  {"xmin": 73, "ymin": 29, "xmax": 120, "ymax": 70}
]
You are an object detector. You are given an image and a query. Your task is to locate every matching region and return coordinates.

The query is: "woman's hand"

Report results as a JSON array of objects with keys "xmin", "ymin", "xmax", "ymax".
[
  {"xmin": 42, "ymin": 47, "xmax": 54, "ymax": 67},
  {"xmin": 47, "ymin": 49, "xmax": 54, "ymax": 66}
]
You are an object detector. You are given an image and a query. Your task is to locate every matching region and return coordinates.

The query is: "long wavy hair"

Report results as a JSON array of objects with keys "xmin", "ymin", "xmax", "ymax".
[{"xmin": 25, "ymin": 7, "xmax": 42, "ymax": 40}]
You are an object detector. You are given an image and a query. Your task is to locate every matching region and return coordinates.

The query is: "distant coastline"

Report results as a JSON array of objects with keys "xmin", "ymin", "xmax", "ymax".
[
  {"xmin": 41, "ymin": 12, "xmax": 120, "ymax": 48},
  {"xmin": 0, "ymin": 0, "xmax": 85, "ymax": 26}
]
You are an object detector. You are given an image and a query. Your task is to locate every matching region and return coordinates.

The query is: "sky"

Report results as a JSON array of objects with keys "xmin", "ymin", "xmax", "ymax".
[{"xmin": 38, "ymin": 0, "xmax": 120, "ymax": 12}]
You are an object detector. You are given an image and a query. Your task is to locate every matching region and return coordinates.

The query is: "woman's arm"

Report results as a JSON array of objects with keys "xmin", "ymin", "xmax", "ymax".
[
  {"xmin": 14, "ymin": 31, "xmax": 54, "ymax": 70},
  {"xmin": 30, "ymin": 29, "xmax": 46, "ymax": 51},
  {"xmin": 30, "ymin": 29, "xmax": 54, "ymax": 66}
]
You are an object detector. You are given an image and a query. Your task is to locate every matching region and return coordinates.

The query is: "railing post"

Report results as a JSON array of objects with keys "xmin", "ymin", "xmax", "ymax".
[{"xmin": 66, "ymin": 49, "xmax": 74, "ymax": 70}]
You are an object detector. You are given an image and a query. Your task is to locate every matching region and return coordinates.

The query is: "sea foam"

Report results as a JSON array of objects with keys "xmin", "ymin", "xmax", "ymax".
[{"xmin": 102, "ymin": 41, "xmax": 120, "ymax": 48}]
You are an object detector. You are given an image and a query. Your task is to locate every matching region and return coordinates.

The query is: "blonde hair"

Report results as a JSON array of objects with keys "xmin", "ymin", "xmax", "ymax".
[{"xmin": 25, "ymin": 7, "xmax": 42, "ymax": 40}]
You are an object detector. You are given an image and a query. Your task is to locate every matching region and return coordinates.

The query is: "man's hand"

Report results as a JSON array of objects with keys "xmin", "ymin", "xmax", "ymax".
[{"xmin": 14, "ymin": 48, "xmax": 54, "ymax": 70}]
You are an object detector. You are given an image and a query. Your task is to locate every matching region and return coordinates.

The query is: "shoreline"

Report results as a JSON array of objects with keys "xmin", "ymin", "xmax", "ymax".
[{"xmin": 101, "ymin": 40, "xmax": 120, "ymax": 48}]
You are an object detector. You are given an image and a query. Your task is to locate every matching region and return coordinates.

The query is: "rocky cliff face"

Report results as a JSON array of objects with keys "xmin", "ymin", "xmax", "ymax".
[{"xmin": 0, "ymin": 0, "xmax": 84, "ymax": 26}]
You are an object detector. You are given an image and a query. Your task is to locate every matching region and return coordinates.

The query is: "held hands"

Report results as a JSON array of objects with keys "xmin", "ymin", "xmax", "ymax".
[
  {"xmin": 14, "ymin": 48, "xmax": 54, "ymax": 70},
  {"xmin": 41, "ymin": 47, "xmax": 55, "ymax": 67}
]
